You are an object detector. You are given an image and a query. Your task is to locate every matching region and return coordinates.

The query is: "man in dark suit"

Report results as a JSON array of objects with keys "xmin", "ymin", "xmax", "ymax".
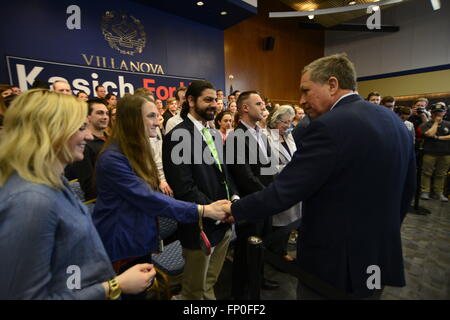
[
  {"xmin": 163, "ymin": 80, "xmax": 238, "ymax": 300},
  {"xmin": 227, "ymin": 91, "xmax": 279, "ymax": 299},
  {"xmin": 223, "ymin": 53, "xmax": 416, "ymax": 299},
  {"xmin": 64, "ymin": 98, "xmax": 109, "ymax": 200}
]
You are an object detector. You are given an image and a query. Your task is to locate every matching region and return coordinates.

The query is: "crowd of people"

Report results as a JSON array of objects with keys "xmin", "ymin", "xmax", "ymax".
[
  {"xmin": 0, "ymin": 53, "xmax": 449, "ymax": 300},
  {"xmin": 364, "ymin": 91, "xmax": 450, "ymax": 203}
]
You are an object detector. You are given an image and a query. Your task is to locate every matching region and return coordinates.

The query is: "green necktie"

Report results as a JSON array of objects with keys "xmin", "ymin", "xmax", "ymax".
[{"xmin": 201, "ymin": 127, "xmax": 230, "ymax": 200}]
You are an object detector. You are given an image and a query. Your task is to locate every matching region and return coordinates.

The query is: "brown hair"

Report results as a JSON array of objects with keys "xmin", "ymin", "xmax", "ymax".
[
  {"xmin": 236, "ymin": 90, "xmax": 259, "ymax": 116},
  {"xmin": 100, "ymin": 95, "xmax": 159, "ymax": 190}
]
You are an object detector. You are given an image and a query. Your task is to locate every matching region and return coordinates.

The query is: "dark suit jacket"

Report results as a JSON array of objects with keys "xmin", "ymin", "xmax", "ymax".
[
  {"xmin": 64, "ymin": 134, "xmax": 106, "ymax": 200},
  {"xmin": 162, "ymin": 117, "xmax": 237, "ymax": 249},
  {"xmin": 227, "ymin": 122, "xmax": 275, "ymax": 298},
  {"xmin": 231, "ymin": 94, "xmax": 417, "ymax": 298},
  {"xmin": 162, "ymin": 109, "xmax": 176, "ymax": 130},
  {"xmin": 227, "ymin": 121, "xmax": 274, "ymax": 196}
]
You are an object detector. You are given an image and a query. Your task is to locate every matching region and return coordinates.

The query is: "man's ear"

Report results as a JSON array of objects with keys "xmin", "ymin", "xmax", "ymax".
[
  {"xmin": 188, "ymin": 95, "xmax": 195, "ymax": 108},
  {"xmin": 328, "ymin": 77, "xmax": 339, "ymax": 95}
]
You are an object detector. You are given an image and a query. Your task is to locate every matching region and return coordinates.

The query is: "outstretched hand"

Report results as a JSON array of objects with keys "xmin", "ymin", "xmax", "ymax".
[
  {"xmin": 203, "ymin": 200, "xmax": 230, "ymax": 221},
  {"xmin": 220, "ymin": 202, "xmax": 235, "ymax": 224}
]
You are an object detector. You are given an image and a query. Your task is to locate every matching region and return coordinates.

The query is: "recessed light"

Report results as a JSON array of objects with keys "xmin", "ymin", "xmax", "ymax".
[
  {"xmin": 372, "ymin": 5, "xmax": 380, "ymax": 11},
  {"xmin": 221, "ymin": 11, "xmax": 228, "ymax": 15},
  {"xmin": 197, "ymin": 1, "xmax": 204, "ymax": 6},
  {"xmin": 348, "ymin": 1, "xmax": 356, "ymax": 5},
  {"xmin": 308, "ymin": 15, "xmax": 314, "ymax": 19}
]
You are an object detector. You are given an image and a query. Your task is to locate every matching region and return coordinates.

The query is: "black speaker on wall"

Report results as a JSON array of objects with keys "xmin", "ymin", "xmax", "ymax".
[{"xmin": 263, "ymin": 36, "xmax": 275, "ymax": 51}]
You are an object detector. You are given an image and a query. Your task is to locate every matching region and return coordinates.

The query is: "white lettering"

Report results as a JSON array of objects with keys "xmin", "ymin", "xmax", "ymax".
[
  {"xmin": 118, "ymin": 76, "xmax": 134, "ymax": 96},
  {"xmin": 72, "ymin": 78, "xmax": 91, "ymax": 95},
  {"xmin": 49, "ymin": 76, "xmax": 68, "ymax": 86},
  {"xmin": 16, "ymin": 64, "xmax": 43, "ymax": 91},
  {"xmin": 102, "ymin": 81, "xmax": 118, "ymax": 96},
  {"xmin": 183, "ymin": 304, "xmax": 217, "ymax": 317}
]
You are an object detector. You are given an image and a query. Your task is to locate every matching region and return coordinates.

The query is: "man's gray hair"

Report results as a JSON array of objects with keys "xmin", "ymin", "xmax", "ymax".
[
  {"xmin": 302, "ymin": 53, "xmax": 357, "ymax": 91},
  {"xmin": 268, "ymin": 105, "xmax": 295, "ymax": 129},
  {"xmin": 51, "ymin": 80, "xmax": 70, "ymax": 90}
]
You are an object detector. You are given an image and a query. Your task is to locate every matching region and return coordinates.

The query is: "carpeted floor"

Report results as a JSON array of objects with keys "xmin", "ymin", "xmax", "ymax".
[{"xmin": 214, "ymin": 197, "xmax": 450, "ymax": 300}]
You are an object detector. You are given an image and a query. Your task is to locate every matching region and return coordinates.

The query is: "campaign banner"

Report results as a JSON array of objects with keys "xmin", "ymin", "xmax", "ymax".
[{"xmin": 6, "ymin": 56, "xmax": 202, "ymax": 100}]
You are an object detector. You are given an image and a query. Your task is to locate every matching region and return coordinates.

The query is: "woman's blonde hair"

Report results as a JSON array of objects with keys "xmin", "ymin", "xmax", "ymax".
[
  {"xmin": 267, "ymin": 105, "xmax": 295, "ymax": 129},
  {"xmin": 0, "ymin": 89, "xmax": 87, "ymax": 189}
]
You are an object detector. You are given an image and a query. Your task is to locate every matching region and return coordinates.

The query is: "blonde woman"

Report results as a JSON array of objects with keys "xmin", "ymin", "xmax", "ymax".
[
  {"xmin": 266, "ymin": 105, "xmax": 302, "ymax": 262},
  {"xmin": 0, "ymin": 90, "xmax": 155, "ymax": 299}
]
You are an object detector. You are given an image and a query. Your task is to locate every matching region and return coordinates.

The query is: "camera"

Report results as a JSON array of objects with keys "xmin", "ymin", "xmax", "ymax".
[{"xmin": 417, "ymin": 107, "xmax": 425, "ymax": 114}]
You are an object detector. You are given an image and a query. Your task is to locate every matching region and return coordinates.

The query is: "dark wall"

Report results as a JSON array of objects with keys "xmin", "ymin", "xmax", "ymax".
[
  {"xmin": 0, "ymin": 0, "xmax": 225, "ymax": 93},
  {"xmin": 224, "ymin": 0, "xmax": 324, "ymax": 102}
]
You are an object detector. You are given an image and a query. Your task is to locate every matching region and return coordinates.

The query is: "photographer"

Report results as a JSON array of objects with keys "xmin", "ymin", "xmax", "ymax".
[
  {"xmin": 409, "ymin": 98, "xmax": 430, "ymax": 146},
  {"xmin": 419, "ymin": 103, "xmax": 450, "ymax": 202}
]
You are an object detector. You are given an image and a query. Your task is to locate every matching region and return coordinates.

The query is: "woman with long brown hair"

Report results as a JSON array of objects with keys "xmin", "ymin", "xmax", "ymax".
[{"xmin": 93, "ymin": 95, "xmax": 228, "ymax": 278}]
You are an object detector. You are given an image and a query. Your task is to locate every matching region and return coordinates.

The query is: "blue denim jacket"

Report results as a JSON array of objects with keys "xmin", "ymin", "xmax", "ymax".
[
  {"xmin": 93, "ymin": 143, "xmax": 199, "ymax": 262},
  {"xmin": 0, "ymin": 174, "xmax": 115, "ymax": 299}
]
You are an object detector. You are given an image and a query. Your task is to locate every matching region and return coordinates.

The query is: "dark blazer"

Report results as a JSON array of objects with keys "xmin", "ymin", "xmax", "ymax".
[
  {"xmin": 162, "ymin": 117, "xmax": 237, "ymax": 249},
  {"xmin": 231, "ymin": 94, "xmax": 417, "ymax": 298},
  {"xmin": 162, "ymin": 109, "xmax": 175, "ymax": 130},
  {"xmin": 65, "ymin": 134, "xmax": 106, "ymax": 201},
  {"xmin": 226, "ymin": 121, "xmax": 275, "ymax": 299},
  {"xmin": 227, "ymin": 122, "xmax": 275, "ymax": 195},
  {"xmin": 292, "ymin": 115, "xmax": 311, "ymax": 147}
]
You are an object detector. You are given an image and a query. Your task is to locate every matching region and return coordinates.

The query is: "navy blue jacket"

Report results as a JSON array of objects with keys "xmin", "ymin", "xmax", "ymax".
[
  {"xmin": 93, "ymin": 143, "xmax": 198, "ymax": 262},
  {"xmin": 231, "ymin": 94, "xmax": 416, "ymax": 298}
]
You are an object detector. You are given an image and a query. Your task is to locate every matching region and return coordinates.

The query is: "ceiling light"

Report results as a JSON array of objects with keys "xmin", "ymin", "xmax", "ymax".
[
  {"xmin": 221, "ymin": 11, "xmax": 228, "ymax": 15},
  {"xmin": 197, "ymin": 1, "xmax": 204, "ymax": 6},
  {"xmin": 308, "ymin": 15, "xmax": 314, "ymax": 19},
  {"xmin": 430, "ymin": 0, "xmax": 441, "ymax": 10},
  {"xmin": 348, "ymin": 1, "xmax": 356, "ymax": 5}
]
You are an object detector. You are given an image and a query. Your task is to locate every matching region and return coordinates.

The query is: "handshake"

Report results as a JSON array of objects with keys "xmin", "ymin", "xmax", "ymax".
[{"xmin": 201, "ymin": 200, "xmax": 235, "ymax": 224}]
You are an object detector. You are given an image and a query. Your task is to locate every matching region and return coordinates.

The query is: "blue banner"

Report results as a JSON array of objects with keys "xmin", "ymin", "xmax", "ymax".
[{"xmin": 7, "ymin": 56, "xmax": 202, "ymax": 100}]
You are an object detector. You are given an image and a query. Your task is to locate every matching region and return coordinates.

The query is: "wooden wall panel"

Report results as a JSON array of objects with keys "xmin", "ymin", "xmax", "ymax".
[{"xmin": 224, "ymin": 0, "xmax": 324, "ymax": 104}]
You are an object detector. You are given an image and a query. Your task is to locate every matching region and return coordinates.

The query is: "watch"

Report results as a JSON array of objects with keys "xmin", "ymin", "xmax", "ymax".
[{"xmin": 107, "ymin": 278, "xmax": 122, "ymax": 300}]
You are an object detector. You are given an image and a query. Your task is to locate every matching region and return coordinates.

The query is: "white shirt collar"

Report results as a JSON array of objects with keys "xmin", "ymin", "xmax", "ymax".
[
  {"xmin": 187, "ymin": 113, "xmax": 208, "ymax": 133},
  {"xmin": 240, "ymin": 120, "xmax": 260, "ymax": 134},
  {"xmin": 330, "ymin": 92, "xmax": 357, "ymax": 111}
]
